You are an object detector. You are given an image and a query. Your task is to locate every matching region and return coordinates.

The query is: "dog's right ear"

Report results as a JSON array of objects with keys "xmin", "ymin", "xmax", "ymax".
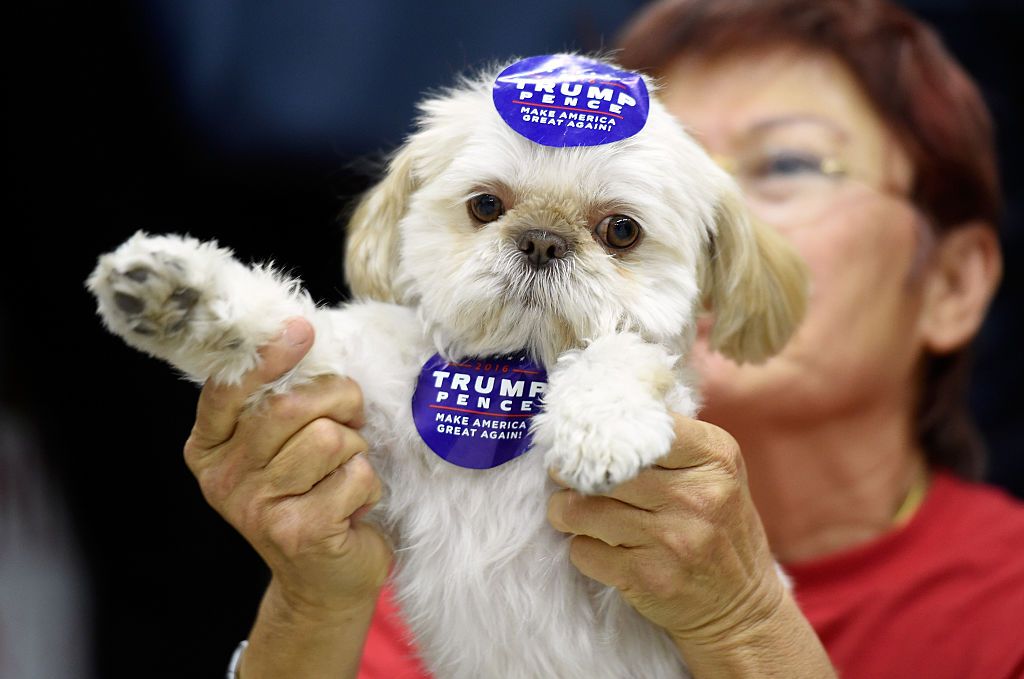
[{"xmin": 344, "ymin": 142, "xmax": 419, "ymax": 302}]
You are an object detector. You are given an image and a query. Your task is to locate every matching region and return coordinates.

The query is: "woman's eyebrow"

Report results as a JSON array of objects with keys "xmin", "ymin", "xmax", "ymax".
[{"xmin": 741, "ymin": 114, "xmax": 850, "ymax": 142}]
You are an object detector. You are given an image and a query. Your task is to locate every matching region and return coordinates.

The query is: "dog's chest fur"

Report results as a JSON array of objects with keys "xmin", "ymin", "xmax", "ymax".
[
  {"xmin": 329, "ymin": 305, "xmax": 686, "ymax": 678},
  {"xmin": 388, "ymin": 463, "xmax": 684, "ymax": 678}
]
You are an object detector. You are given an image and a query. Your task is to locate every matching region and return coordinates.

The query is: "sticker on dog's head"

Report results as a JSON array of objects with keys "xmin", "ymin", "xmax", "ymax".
[
  {"xmin": 492, "ymin": 54, "xmax": 649, "ymax": 147},
  {"xmin": 411, "ymin": 353, "xmax": 547, "ymax": 469}
]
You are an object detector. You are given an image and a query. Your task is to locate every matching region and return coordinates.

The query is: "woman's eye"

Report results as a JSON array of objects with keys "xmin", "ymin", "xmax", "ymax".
[
  {"xmin": 752, "ymin": 152, "xmax": 826, "ymax": 178},
  {"xmin": 595, "ymin": 215, "xmax": 642, "ymax": 251},
  {"xmin": 468, "ymin": 194, "xmax": 505, "ymax": 223}
]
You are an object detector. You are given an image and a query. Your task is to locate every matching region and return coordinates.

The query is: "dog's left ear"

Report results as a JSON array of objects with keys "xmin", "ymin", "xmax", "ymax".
[
  {"xmin": 345, "ymin": 89, "xmax": 476, "ymax": 302},
  {"xmin": 700, "ymin": 184, "xmax": 809, "ymax": 363},
  {"xmin": 344, "ymin": 142, "xmax": 419, "ymax": 303}
]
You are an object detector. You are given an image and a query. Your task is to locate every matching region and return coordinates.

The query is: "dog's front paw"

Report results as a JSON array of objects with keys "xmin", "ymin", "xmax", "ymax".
[
  {"xmin": 90, "ymin": 245, "xmax": 201, "ymax": 341},
  {"xmin": 88, "ymin": 232, "xmax": 228, "ymax": 345},
  {"xmin": 87, "ymin": 231, "xmax": 308, "ymax": 384},
  {"xmin": 537, "ymin": 406, "xmax": 676, "ymax": 494},
  {"xmin": 531, "ymin": 334, "xmax": 680, "ymax": 494}
]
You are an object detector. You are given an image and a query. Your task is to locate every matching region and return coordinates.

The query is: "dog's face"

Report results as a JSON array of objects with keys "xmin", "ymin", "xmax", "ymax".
[{"xmin": 346, "ymin": 57, "xmax": 807, "ymax": 367}]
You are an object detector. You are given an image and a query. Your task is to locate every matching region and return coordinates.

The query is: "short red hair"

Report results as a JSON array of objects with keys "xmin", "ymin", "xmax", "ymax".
[{"xmin": 615, "ymin": 0, "xmax": 1002, "ymax": 476}]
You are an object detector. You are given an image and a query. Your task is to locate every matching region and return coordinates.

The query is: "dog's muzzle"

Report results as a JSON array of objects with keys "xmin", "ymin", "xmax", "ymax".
[{"xmin": 516, "ymin": 229, "xmax": 569, "ymax": 270}]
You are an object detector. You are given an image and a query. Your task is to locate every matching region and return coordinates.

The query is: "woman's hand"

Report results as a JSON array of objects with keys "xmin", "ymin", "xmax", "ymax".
[
  {"xmin": 183, "ymin": 317, "xmax": 391, "ymax": 615},
  {"xmin": 547, "ymin": 414, "xmax": 835, "ymax": 677}
]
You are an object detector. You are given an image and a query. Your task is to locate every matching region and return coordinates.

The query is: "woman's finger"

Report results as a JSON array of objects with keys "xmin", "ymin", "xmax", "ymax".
[
  {"xmin": 249, "ymin": 452, "xmax": 387, "ymax": 587},
  {"xmin": 231, "ymin": 375, "xmax": 366, "ymax": 469},
  {"xmin": 567, "ymin": 535, "xmax": 630, "ymax": 591},
  {"xmin": 653, "ymin": 414, "xmax": 741, "ymax": 473},
  {"xmin": 260, "ymin": 418, "xmax": 369, "ymax": 497},
  {"xmin": 189, "ymin": 318, "xmax": 314, "ymax": 453},
  {"xmin": 600, "ymin": 415, "xmax": 744, "ymax": 509},
  {"xmin": 547, "ymin": 489, "xmax": 651, "ymax": 547},
  {"xmin": 286, "ymin": 453, "xmax": 383, "ymax": 531}
]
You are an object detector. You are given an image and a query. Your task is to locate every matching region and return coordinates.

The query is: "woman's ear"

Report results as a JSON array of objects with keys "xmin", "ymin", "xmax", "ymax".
[
  {"xmin": 344, "ymin": 142, "xmax": 419, "ymax": 303},
  {"xmin": 701, "ymin": 186, "xmax": 809, "ymax": 363},
  {"xmin": 919, "ymin": 222, "xmax": 1002, "ymax": 354}
]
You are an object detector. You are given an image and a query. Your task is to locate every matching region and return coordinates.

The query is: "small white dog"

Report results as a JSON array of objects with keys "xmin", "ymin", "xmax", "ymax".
[{"xmin": 88, "ymin": 55, "xmax": 806, "ymax": 678}]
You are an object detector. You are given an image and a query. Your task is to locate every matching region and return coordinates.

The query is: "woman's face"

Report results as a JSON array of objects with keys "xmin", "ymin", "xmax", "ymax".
[{"xmin": 660, "ymin": 50, "xmax": 930, "ymax": 427}]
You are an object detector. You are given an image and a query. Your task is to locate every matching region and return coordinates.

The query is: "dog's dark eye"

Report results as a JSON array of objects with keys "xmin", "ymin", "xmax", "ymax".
[
  {"xmin": 595, "ymin": 215, "xmax": 642, "ymax": 251},
  {"xmin": 468, "ymin": 194, "xmax": 505, "ymax": 223}
]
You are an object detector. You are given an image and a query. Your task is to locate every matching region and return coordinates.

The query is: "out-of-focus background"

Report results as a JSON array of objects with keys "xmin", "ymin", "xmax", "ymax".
[{"xmin": 4, "ymin": 1, "xmax": 1021, "ymax": 677}]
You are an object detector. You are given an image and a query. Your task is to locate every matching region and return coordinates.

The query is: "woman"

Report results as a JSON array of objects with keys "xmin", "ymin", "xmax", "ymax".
[
  {"xmin": 188, "ymin": 1, "xmax": 1022, "ymax": 677},
  {"xmin": 613, "ymin": 2, "xmax": 1021, "ymax": 677}
]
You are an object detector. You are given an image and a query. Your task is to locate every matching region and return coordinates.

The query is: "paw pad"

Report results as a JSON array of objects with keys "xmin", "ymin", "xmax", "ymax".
[
  {"xmin": 114, "ymin": 291, "xmax": 145, "ymax": 315},
  {"xmin": 94, "ymin": 254, "xmax": 203, "ymax": 340}
]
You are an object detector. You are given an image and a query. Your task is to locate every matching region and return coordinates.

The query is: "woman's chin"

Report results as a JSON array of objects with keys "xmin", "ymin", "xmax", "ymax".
[{"xmin": 691, "ymin": 337, "xmax": 802, "ymax": 422}]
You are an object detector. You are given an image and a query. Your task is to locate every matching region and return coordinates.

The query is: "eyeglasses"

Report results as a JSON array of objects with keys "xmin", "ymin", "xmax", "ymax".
[
  {"xmin": 704, "ymin": 117, "xmax": 907, "ymax": 228},
  {"xmin": 712, "ymin": 151, "xmax": 848, "ymax": 197}
]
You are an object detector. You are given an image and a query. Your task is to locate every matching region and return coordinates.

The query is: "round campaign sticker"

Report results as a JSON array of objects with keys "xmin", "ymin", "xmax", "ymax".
[
  {"xmin": 492, "ymin": 54, "xmax": 649, "ymax": 147},
  {"xmin": 411, "ymin": 353, "xmax": 548, "ymax": 470}
]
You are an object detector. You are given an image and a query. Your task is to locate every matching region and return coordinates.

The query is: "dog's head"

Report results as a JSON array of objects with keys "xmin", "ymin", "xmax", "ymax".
[{"xmin": 345, "ymin": 55, "xmax": 806, "ymax": 367}]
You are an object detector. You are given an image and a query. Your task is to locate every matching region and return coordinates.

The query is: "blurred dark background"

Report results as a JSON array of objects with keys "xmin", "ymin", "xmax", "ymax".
[{"xmin": 4, "ymin": 1, "xmax": 1021, "ymax": 677}]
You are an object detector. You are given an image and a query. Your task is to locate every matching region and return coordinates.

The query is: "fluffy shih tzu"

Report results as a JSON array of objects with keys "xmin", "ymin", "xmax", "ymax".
[{"xmin": 88, "ymin": 54, "xmax": 807, "ymax": 678}]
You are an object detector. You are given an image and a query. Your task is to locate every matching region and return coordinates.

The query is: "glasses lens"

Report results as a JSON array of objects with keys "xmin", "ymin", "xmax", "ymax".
[{"xmin": 725, "ymin": 119, "xmax": 853, "ymax": 227}]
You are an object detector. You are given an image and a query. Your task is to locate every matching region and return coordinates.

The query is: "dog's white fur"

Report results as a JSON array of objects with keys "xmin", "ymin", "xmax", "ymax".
[{"xmin": 88, "ymin": 56, "xmax": 807, "ymax": 678}]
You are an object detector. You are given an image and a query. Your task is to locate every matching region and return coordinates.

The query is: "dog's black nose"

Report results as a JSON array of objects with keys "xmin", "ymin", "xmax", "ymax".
[{"xmin": 516, "ymin": 230, "xmax": 569, "ymax": 269}]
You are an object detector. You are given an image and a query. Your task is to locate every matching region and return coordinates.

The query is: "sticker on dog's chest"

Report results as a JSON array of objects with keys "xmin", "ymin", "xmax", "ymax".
[
  {"xmin": 411, "ymin": 353, "xmax": 547, "ymax": 469},
  {"xmin": 492, "ymin": 54, "xmax": 649, "ymax": 148}
]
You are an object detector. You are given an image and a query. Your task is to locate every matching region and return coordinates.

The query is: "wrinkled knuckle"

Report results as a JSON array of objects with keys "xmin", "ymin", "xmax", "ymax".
[
  {"xmin": 182, "ymin": 434, "xmax": 205, "ymax": 472},
  {"xmin": 719, "ymin": 452, "xmax": 743, "ymax": 481},
  {"xmin": 642, "ymin": 566, "xmax": 682, "ymax": 601},
  {"xmin": 719, "ymin": 431, "xmax": 742, "ymax": 469},
  {"xmin": 657, "ymin": 525, "xmax": 692, "ymax": 559},
  {"xmin": 367, "ymin": 467, "xmax": 384, "ymax": 503},
  {"xmin": 636, "ymin": 507, "xmax": 659, "ymax": 540},
  {"xmin": 269, "ymin": 391, "xmax": 306, "ymax": 422},
  {"xmin": 343, "ymin": 376, "xmax": 365, "ymax": 406},
  {"xmin": 265, "ymin": 523, "xmax": 297, "ymax": 557},
  {"xmin": 717, "ymin": 427, "xmax": 740, "ymax": 453},
  {"xmin": 308, "ymin": 417, "xmax": 344, "ymax": 454},
  {"xmin": 339, "ymin": 377, "xmax": 366, "ymax": 418},
  {"xmin": 342, "ymin": 430, "xmax": 370, "ymax": 458},
  {"xmin": 685, "ymin": 521, "xmax": 715, "ymax": 556},
  {"xmin": 264, "ymin": 504, "xmax": 304, "ymax": 556},
  {"xmin": 231, "ymin": 498, "xmax": 264, "ymax": 538},
  {"xmin": 196, "ymin": 465, "xmax": 234, "ymax": 507},
  {"xmin": 706, "ymin": 428, "xmax": 742, "ymax": 477},
  {"xmin": 193, "ymin": 467, "xmax": 215, "ymax": 501},
  {"xmin": 662, "ymin": 476, "xmax": 690, "ymax": 509},
  {"xmin": 700, "ymin": 478, "xmax": 738, "ymax": 515},
  {"xmin": 344, "ymin": 453, "xmax": 373, "ymax": 483},
  {"xmin": 262, "ymin": 464, "xmax": 290, "ymax": 496}
]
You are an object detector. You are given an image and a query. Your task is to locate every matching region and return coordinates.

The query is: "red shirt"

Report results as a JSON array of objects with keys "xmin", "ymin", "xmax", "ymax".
[
  {"xmin": 786, "ymin": 472, "xmax": 1024, "ymax": 679},
  {"xmin": 360, "ymin": 583, "xmax": 429, "ymax": 679},
  {"xmin": 359, "ymin": 473, "xmax": 1024, "ymax": 678}
]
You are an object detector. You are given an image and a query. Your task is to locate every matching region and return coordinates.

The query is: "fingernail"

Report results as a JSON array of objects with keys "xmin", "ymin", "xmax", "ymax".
[
  {"xmin": 283, "ymin": 319, "xmax": 312, "ymax": 347},
  {"xmin": 548, "ymin": 468, "xmax": 568, "ymax": 487}
]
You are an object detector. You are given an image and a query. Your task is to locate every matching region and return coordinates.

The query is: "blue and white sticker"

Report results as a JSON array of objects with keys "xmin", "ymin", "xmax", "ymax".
[
  {"xmin": 492, "ymin": 54, "xmax": 650, "ymax": 147},
  {"xmin": 411, "ymin": 353, "xmax": 547, "ymax": 470}
]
